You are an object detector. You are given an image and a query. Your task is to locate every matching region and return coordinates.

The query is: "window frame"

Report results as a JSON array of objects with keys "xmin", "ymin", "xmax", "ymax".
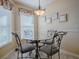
[
  {"xmin": 0, "ymin": 6, "xmax": 12, "ymax": 48},
  {"xmin": 20, "ymin": 12, "xmax": 34, "ymax": 40}
]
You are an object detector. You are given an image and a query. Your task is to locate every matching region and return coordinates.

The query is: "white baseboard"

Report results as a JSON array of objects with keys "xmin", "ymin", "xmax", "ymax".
[
  {"xmin": 1, "ymin": 49, "xmax": 15, "ymax": 59},
  {"xmin": 61, "ymin": 49, "xmax": 79, "ymax": 58}
]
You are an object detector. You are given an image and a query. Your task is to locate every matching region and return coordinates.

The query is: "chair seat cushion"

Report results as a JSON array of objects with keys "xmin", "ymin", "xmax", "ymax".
[
  {"xmin": 40, "ymin": 45, "xmax": 59, "ymax": 55},
  {"xmin": 19, "ymin": 44, "xmax": 35, "ymax": 53}
]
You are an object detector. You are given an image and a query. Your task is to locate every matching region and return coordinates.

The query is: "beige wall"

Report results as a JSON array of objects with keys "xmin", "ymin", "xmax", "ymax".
[{"xmin": 38, "ymin": 0, "xmax": 79, "ymax": 55}]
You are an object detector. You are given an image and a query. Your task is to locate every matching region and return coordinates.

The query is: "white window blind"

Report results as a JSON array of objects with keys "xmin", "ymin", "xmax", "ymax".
[
  {"xmin": 20, "ymin": 13, "xmax": 34, "ymax": 40},
  {"xmin": 0, "ymin": 6, "xmax": 12, "ymax": 48}
]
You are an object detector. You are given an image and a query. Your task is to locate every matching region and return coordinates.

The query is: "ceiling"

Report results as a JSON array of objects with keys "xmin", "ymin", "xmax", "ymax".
[{"xmin": 14, "ymin": 0, "xmax": 55, "ymax": 8}]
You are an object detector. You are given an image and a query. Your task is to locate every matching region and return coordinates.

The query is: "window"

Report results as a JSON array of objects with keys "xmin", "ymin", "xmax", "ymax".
[
  {"xmin": 20, "ymin": 12, "xmax": 34, "ymax": 40},
  {"xmin": 0, "ymin": 6, "xmax": 12, "ymax": 48}
]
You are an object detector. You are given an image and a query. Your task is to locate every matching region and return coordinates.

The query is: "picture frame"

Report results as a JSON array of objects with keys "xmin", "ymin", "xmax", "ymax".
[
  {"xmin": 52, "ymin": 12, "xmax": 59, "ymax": 20},
  {"xmin": 44, "ymin": 12, "xmax": 59, "ymax": 24},
  {"xmin": 45, "ymin": 16, "xmax": 52, "ymax": 24},
  {"xmin": 59, "ymin": 13, "xmax": 67, "ymax": 22}
]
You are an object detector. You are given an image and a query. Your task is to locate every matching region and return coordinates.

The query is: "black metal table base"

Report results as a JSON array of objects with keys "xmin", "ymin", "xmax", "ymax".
[{"xmin": 30, "ymin": 40, "xmax": 40, "ymax": 59}]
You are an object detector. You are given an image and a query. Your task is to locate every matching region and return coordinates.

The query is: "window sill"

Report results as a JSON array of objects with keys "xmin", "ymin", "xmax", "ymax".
[{"xmin": 0, "ymin": 40, "xmax": 12, "ymax": 48}]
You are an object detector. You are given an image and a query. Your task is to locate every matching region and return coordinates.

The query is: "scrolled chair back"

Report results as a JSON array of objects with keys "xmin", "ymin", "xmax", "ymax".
[
  {"xmin": 52, "ymin": 31, "xmax": 67, "ymax": 48},
  {"xmin": 12, "ymin": 32, "xmax": 22, "ymax": 50}
]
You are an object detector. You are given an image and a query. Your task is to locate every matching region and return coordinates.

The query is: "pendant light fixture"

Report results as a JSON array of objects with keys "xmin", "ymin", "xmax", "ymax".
[{"xmin": 34, "ymin": 0, "xmax": 45, "ymax": 16}]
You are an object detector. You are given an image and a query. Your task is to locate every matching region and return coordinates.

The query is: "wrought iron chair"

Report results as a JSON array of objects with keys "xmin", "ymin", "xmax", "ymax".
[
  {"xmin": 40, "ymin": 31, "xmax": 67, "ymax": 59},
  {"xmin": 12, "ymin": 32, "xmax": 35, "ymax": 59}
]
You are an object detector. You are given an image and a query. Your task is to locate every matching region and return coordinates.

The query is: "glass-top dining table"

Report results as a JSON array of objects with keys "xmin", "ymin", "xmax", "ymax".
[{"xmin": 27, "ymin": 39, "xmax": 51, "ymax": 59}]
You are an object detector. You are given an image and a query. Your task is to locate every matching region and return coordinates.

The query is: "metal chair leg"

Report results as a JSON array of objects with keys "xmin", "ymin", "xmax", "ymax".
[
  {"xmin": 29, "ymin": 51, "xmax": 32, "ymax": 56},
  {"xmin": 51, "ymin": 56, "xmax": 52, "ymax": 59},
  {"xmin": 58, "ymin": 51, "xmax": 60, "ymax": 59},
  {"xmin": 38, "ymin": 52, "xmax": 41, "ymax": 59},
  {"xmin": 21, "ymin": 53, "xmax": 23, "ymax": 59},
  {"xmin": 48, "ymin": 56, "xmax": 52, "ymax": 59},
  {"xmin": 17, "ymin": 51, "xmax": 19, "ymax": 59},
  {"xmin": 47, "ymin": 55, "xmax": 49, "ymax": 59}
]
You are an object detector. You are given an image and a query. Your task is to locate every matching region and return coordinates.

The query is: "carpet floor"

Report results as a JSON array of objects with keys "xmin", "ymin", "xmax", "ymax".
[{"xmin": 4, "ymin": 50, "xmax": 79, "ymax": 59}]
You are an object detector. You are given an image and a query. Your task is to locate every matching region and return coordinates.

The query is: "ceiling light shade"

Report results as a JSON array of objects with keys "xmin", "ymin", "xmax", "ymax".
[
  {"xmin": 34, "ymin": 0, "xmax": 45, "ymax": 16},
  {"xmin": 34, "ymin": 9, "xmax": 45, "ymax": 16}
]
